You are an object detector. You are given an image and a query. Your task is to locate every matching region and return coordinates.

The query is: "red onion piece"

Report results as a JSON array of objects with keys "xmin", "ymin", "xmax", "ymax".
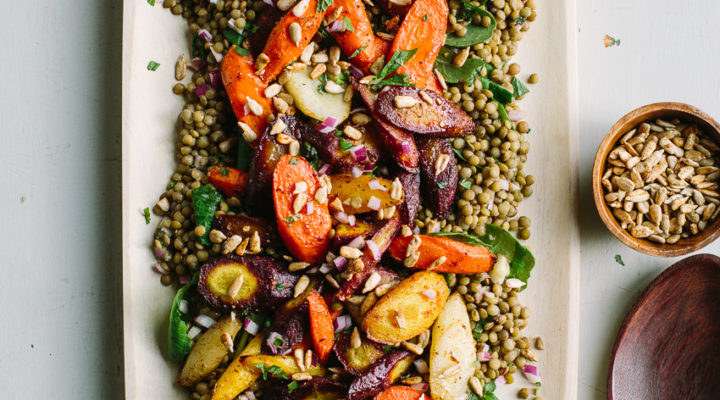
[
  {"xmin": 316, "ymin": 116, "xmax": 339, "ymax": 133},
  {"xmin": 319, "ymin": 263, "xmax": 333, "ymax": 274},
  {"xmin": 366, "ymin": 239, "xmax": 381, "ymax": 260},
  {"xmin": 348, "ymin": 236, "xmax": 366, "ymax": 249},
  {"xmin": 401, "ymin": 142, "xmax": 412, "ymax": 153},
  {"xmin": 478, "ymin": 351, "xmax": 492, "ymax": 362},
  {"xmin": 363, "ymin": 162, "xmax": 376, "ymax": 172},
  {"xmin": 410, "ymin": 383, "xmax": 429, "ymax": 392},
  {"xmin": 194, "ymin": 84, "xmax": 212, "ymax": 97},
  {"xmin": 351, "ymin": 166, "xmax": 363, "ymax": 178},
  {"xmin": 244, "ymin": 317, "xmax": 260, "ymax": 335},
  {"xmin": 413, "ymin": 359, "xmax": 429, "ymax": 375},
  {"xmin": 350, "ymin": 145, "xmax": 368, "ymax": 162},
  {"xmin": 262, "ymin": 0, "xmax": 275, "ymax": 6},
  {"xmin": 421, "ymin": 289, "xmax": 436, "ymax": 299},
  {"xmin": 198, "ymin": 29, "xmax": 212, "ymax": 42},
  {"xmin": 333, "ymin": 256, "xmax": 348, "ymax": 270},
  {"xmin": 368, "ymin": 179, "xmax": 387, "ymax": 191},
  {"xmin": 348, "ymin": 215, "xmax": 356, "ymax": 227},
  {"xmin": 208, "ymin": 69, "xmax": 221, "ymax": 88},
  {"xmin": 267, "ymin": 332, "xmax": 284, "ymax": 354},
  {"xmin": 317, "ymin": 163, "xmax": 333, "ymax": 175},
  {"xmin": 187, "ymin": 326, "xmax": 202, "ymax": 339},
  {"xmin": 244, "ymin": 391, "xmax": 257, "ymax": 400},
  {"xmin": 194, "ymin": 314, "xmax": 216, "ymax": 329},
  {"xmin": 367, "ymin": 196, "xmax": 381, "ymax": 210},
  {"xmin": 508, "ymin": 108, "xmax": 527, "ymax": 122},
  {"xmin": 326, "ymin": 19, "xmax": 346, "ymax": 33},
  {"xmin": 151, "ymin": 263, "xmax": 167, "ymax": 275},
  {"xmin": 523, "ymin": 363, "xmax": 542, "ymax": 384},
  {"xmin": 190, "ymin": 57, "xmax": 205, "ymax": 71},
  {"xmin": 153, "ymin": 246, "xmax": 168, "ymax": 261},
  {"xmin": 495, "ymin": 374, "xmax": 507, "ymax": 385},
  {"xmin": 333, "ymin": 314, "xmax": 352, "ymax": 332},
  {"xmin": 348, "ymin": 65, "xmax": 364, "ymax": 79},
  {"xmin": 335, "ymin": 212, "xmax": 349, "ymax": 224},
  {"xmin": 209, "ymin": 47, "xmax": 224, "ymax": 63}
]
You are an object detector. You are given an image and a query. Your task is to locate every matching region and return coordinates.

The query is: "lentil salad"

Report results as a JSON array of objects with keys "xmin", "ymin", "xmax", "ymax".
[{"xmin": 148, "ymin": 0, "xmax": 544, "ymax": 399}]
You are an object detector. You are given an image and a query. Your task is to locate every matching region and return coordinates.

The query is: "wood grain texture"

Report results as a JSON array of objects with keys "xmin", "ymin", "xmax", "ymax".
[
  {"xmin": 592, "ymin": 103, "xmax": 720, "ymax": 257},
  {"xmin": 608, "ymin": 254, "xmax": 720, "ymax": 400}
]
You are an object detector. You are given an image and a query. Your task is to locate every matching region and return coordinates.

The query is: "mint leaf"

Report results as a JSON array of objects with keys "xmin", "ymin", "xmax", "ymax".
[
  {"xmin": 147, "ymin": 61, "xmax": 160, "ymax": 71},
  {"xmin": 349, "ymin": 46, "xmax": 367, "ymax": 59},
  {"xmin": 317, "ymin": 0, "xmax": 334, "ymax": 12},
  {"xmin": 512, "ymin": 76, "xmax": 529, "ymax": 98},
  {"xmin": 267, "ymin": 365, "xmax": 290, "ymax": 380},
  {"xmin": 339, "ymin": 137, "xmax": 354, "ymax": 151},
  {"xmin": 343, "ymin": 17, "xmax": 354, "ymax": 32},
  {"xmin": 372, "ymin": 48, "xmax": 418, "ymax": 86},
  {"xmin": 143, "ymin": 207, "xmax": 151, "ymax": 224},
  {"xmin": 288, "ymin": 381, "xmax": 300, "ymax": 393},
  {"xmin": 256, "ymin": 364, "xmax": 268, "ymax": 380},
  {"xmin": 460, "ymin": 179, "xmax": 472, "ymax": 190},
  {"xmin": 452, "ymin": 147, "xmax": 468, "ymax": 161}
]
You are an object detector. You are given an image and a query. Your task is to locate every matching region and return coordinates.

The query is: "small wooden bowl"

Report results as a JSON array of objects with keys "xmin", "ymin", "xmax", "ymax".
[
  {"xmin": 608, "ymin": 254, "xmax": 720, "ymax": 399},
  {"xmin": 592, "ymin": 102, "xmax": 720, "ymax": 257}
]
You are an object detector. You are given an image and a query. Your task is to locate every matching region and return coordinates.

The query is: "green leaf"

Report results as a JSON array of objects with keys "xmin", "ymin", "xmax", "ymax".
[
  {"xmin": 289, "ymin": 158, "xmax": 299, "ymax": 165},
  {"xmin": 219, "ymin": 168, "xmax": 230, "ymax": 176},
  {"xmin": 459, "ymin": 179, "xmax": 472, "ymax": 190},
  {"xmin": 452, "ymin": 147, "xmax": 468, "ymax": 161},
  {"xmin": 615, "ymin": 254, "xmax": 625, "ymax": 266},
  {"xmin": 168, "ymin": 273, "xmax": 199, "ymax": 363},
  {"xmin": 236, "ymin": 133, "xmax": 252, "ymax": 171},
  {"xmin": 371, "ymin": 73, "xmax": 414, "ymax": 90},
  {"xmin": 288, "ymin": 381, "xmax": 300, "ymax": 393},
  {"xmin": 349, "ymin": 46, "xmax": 367, "ymax": 59},
  {"xmin": 235, "ymin": 46, "xmax": 250, "ymax": 56},
  {"xmin": 192, "ymin": 33, "xmax": 207, "ymax": 59},
  {"xmin": 267, "ymin": 365, "xmax": 290, "ymax": 380},
  {"xmin": 339, "ymin": 137, "xmax": 354, "ymax": 151},
  {"xmin": 430, "ymin": 224, "xmax": 535, "ymax": 287},
  {"xmin": 343, "ymin": 17, "xmax": 355, "ymax": 32},
  {"xmin": 480, "ymin": 77, "xmax": 513, "ymax": 105},
  {"xmin": 317, "ymin": 0, "xmax": 334, "ymax": 12},
  {"xmin": 372, "ymin": 48, "xmax": 418, "ymax": 86},
  {"xmin": 437, "ymin": 181, "xmax": 448, "ymax": 188},
  {"xmin": 256, "ymin": 363, "xmax": 269, "ymax": 380},
  {"xmin": 283, "ymin": 214, "xmax": 302, "ymax": 226},
  {"xmin": 423, "ymin": 13, "xmax": 429, "ymax": 21},
  {"xmin": 276, "ymin": 283, "xmax": 286, "ymax": 290},
  {"xmin": 143, "ymin": 207, "xmax": 151, "ymax": 224},
  {"xmin": 445, "ymin": 3, "xmax": 496, "ymax": 47},
  {"xmin": 496, "ymin": 102, "xmax": 510, "ymax": 122},
  {"xmin": 434, "ymin": 46, "xmax": 490, "ymax": 84},
  {"xmin": 512, "ymin": 76, "xmax": 529, "ymax": 98},
  {"xmin": 273, "ymin": 335, "xmax": 286, "ymax": 347},
  {"xmin": 383, "ymin": 345, "xmax": 393, "ymax": 353},
  {"xmin": 332, "ymin": 71, "xmax": 350, "ymax": 86},
  {"xmin": 191, "ymin": 185, "xmax": 223, "ymax": 245},
  {"xmin": 147, "ymin": 61, "xmax": 160, "ymax": 71},
  {"xmin": 317, "ymin": 73, "xmax": 329, "ymax": 94},
  {"xmin": 147, "ymin": 0, "xmax": 156, "ymax": 5}
]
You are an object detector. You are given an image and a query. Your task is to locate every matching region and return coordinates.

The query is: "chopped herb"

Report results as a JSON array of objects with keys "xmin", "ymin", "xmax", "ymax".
[
  {"xmin": 423, "ymin": 13, "xmax": 429, "ymax": 21},
  {"xmin": 332, "ymin": 71, "xmax": 350, "ymax": 86},
  {"xmin": 371, "ymin": 73, "xmax": 414, "ymax": 89},
  {"xmin": 459, "ymin": 179, "xmax": 472, "ymax": 190},
  {"xmin": 513, "ymin": 16, "xmax": 526, "ymax": 25},
  {"xmin": 317, "ymin": 73, "xmax": 329, "ymax": 94},
  {"xmin": 511, "ymin": 76, "xmax": 530, "ymax": 98},
  {"xmin": 167, "ymin": 273, "xmax": 199, "ymax": 363},
  {"xmin": 469, "ymin": 379, "xmax": 498, "ymax": 400},
  {"xmin": 383, "ymin": 345, "xmax": 393, "ymax": 353},
  {"xmin": 219, "ymin": 168, "xmax": 230, "ymax": 176},
  {"xmin": 273, "ymin": 335, "xmax": 286, "ymax": 347},
  {"xmin": 147, "ymin": 61, "xmax": 160, "ymax": 71},
  {"xmin": 283, "ymin": 214, "xmax": 302, "ymax": 226},
  {"xmin": 446, "ymin": 2, "xmax": 496, "ymax": 47},
  {"xmin": 317, "ymin": 0, "xmax": 334, "ymax": 12},
  {"xmin": 191, "ymin": 33, "xmax": 207, "ymax": 59},
  {"xmin": 147, "ymin": 0, "xmax": 156, "ymax": 5},
  {"xmin": 604, "ymin": 34, "xmax": 621, "ymax": 47},
  {"xmin": 143, "ymin": 207, "xmax": 151, "ymax": 224},
  {"xmin": 339, "ymin": 137, "xmax": 354, "ymax": 151},
  {"xmin": 235, "ymin": 46, "xmax": 250, "ymax": 56},
  {"xmin": 276, "ymin": 283, "xmax": 286, "ymax": 291},
  {"xmin": 169, "ymin": 181, "xmax": 177, "ymax": 188},
  {"xmin": 343, "ymin": 17, "xmax": 355, "ymax": 32},
  {"xmin": 472, "ymin": 360, "xmax": 480, "ymax": 367},
  {"xmin": 267, "ymin": 365, "xmax": 290, "ymax": 380},
  {"xmin": 256, "ymin": 364, "xmax": 269, "ymax": 380},
  {"xmin": 434, "ymin": 46, "xmax": 489, "ymax": 85},
  {"xmin": 452, "ymin": 146, "xmax": 467, "ymax": 161},
  {"xmin": 615, "ymin": 254, "xmax": 625, "ymax": 266},
  {"xmin": 371, "ymin": 48, "xmax": 418, "ymax": 89},
  {"xmin": 348, "ymin": 46, "xmax": 367, "ymax": 59},
  {"xmin": 288, "ymin": 381, "xmax": 300, "ymax": 393},
  {"xmin": 289, "ymin": 158, "xmax": 299, "ymax": 165},
  {"xmin": 437, "ymin": 181, "xmax": 448, "ymax": 189},
  {"xmin": 191, "ymin": 186, "xmax": 223, "ymax": 245}
]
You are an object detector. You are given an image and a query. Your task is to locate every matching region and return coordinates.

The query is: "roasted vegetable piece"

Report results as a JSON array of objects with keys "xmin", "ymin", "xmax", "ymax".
[
  {"xmin": 326, "ymin": 0, "xmax": 390, "ymax": 73},
  {"xmin": 429, "ymin": 293, "xmax": 475, "ymax": 400},
  {"xmin": 208, "ymin": 166, "xmax": 248, "ymax": 199},
  {"xmin": 211, "ymin": 334, "xmax": 265, "ymax": 400},
  {"xmin": 362, "ymin": 271, "xmax": 449, "ymax": 344},
  {"xmin": 329, "ymin": 174, "xmax": 404, "ymax": 214},
  {"xmin": 393, "ymin": 169, "xmax": 420, "ymax": 225},
  {"xmin": 284, "ymin": 67, "xmax": 351, "ymax": 123},
  {"xmin": 262, "ymin": 278, "xmax": 319, "ymax": 355},
  {"xmin": 388, "ymin": 234, "xmax": 496, "ymax": 274},
  {"xmin": 307, "ymin": 290, "xmax": 335, "ymax": 363},
  {"xmin": 242, "ymin": 354, "xmax": 327, "ymax": 377},
  {"xmin": 376, "ymin": 87, "xmax": 475, "ymax": 136},
  {"xmin": 247, "ymin": 7, "xmax": 285, "ymax": 57},
  {"xmin": 245, "ymin": 116, "xmax": 301, "ymax": 216},
  {"xmin": 177, "ymin": 316, "xmax": 243, "ymax": 387},
  {"xmin": 192, "ymin": 185, "xmax": 223, "ymax": 246},
  {"xmin": 355, "ymin": 82, "xmax": 419, "ymax": 173},
  {"xmin": 337, "ymin": 218, "xmax": 401, "ymax": 300},
  {"xmin": 273, "ymin": 155, "xmax": 332, "ymax": 263},
  {"xmin": 388, "ymin": 0, "xmax": 447, "ymax": 91},
  {"xmin": 333, "ymin": 331, "xmax": 386, "ymax": 375},
  {"xmin": 221, "ymin": 46, "xmax": 274, "ymax": 140},
  {"xmin": 374, "ymin": 386, "xmax": 428, "ymax": 400},
  {"xmin": 332, "ymin": 220, "xmax": 381, "ymax": 249},
  {"xmin": 258, "ymin": 0, "xmax": 326, "ymax": 83},
  {"xmin": 347, "ymin": 350, "xmax": 415, "ymax": 400},
  {"xmin": 416, "ymin": 137, "xmax": 458, "ymax": 219},
  {"xmin": 301, "ymin": 121, "xmax": 381, "ymax": 172},
  {"xmin": 211, "ymin": 214, "xmax": 282, "ymax": 247},
  {"xmin": 197, "ymin": 255, "xmax": 298, "ymax": 310}
]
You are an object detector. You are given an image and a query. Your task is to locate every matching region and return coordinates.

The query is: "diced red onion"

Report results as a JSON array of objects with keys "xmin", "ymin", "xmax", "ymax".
[
  {"xmin": 198, "ymin": 29, "xmax": 212, "ymax": 42},
  {"xmin": 208, "ymin": 69, "xmax": 221, "ymax": 88},
  {"xmin": 190, "ymin": 57, "xmax": 205, "ymax": 71},
  {"xmin": 179, "ymin": 275, "xmax": 191, "ymax": 284},
  {"xmin": 508, "ymin": 108, "xmax": 527, "ymax": 122},
  {"xmin": 348, "ymin": 65, "xmax": 365, "ymax": 79},
  {"xmin": 153, "ymin": 246, "xmax": 167, "ymax": 261},
  {"xmin": 319, "ymin": 263, "xmax": 334, "ymax": 274},
  {"xmin": 363, "ymin": 162, "xmax": 376, "ymax": 172},
  {"xmin": 316, "ymin": 116, "xmax": 339, "ymax": 133},
  {"xmin": 335, "ymin": 212, "xmax": 349, "ymax": 224},
  {"xmin": 350, "ymin": 107, "xmax": 369, "ymax": 114},
  {"xmin": 326, "ymin": 19, "xmax": 346, "ymax": 33},
  {"xmin": 194, "ymin": 84, "xmax": 212, "ymax": 97},
  {"xmin": 368, "ymin": 179, "xmax": 386, "ymax": 191},
  {"xmin": 413, "ymin": 359, "xmax": 429, "ymax": 375},
  {"xmin": 306, "ymin": 266, "xmax": 319, "ymax": 274},
  {"xmin": 350, "ymin": 145, "xmax": 368, "ymax": 162},
  {"xmin": 523, "ymin": 363, "xmax": 542, "ymax": 385},
  {"xmin": 348, "ymin": 236, "xmax": 366, "ymax": 249},
  {"xmin": 348, "ymin": 215, "xmax": 356, "ymax": 227},
  {"xmin": 351, "ymin": 166, "xmax": 363, "ymax": 178},
  {"xmin": 244, "ymin": 317, "xmax": 260, "ymax": 335},
  {"xmin": 412, "ymin": 226, "xmax": 421, "ymax": 235},
  {"xmin": 178, "ymin": 299, "xmax": 189, "ymax": 314},
  {"xmin": 496, "ymin": 374, "xmax": 507, "ymax": 385},
  {"xmin": 505, "ymin": 278, "xmax": 526, "ymax": 289},
  {"xmin": 262, "ymin": 0, "xmax": 275, "ymax": 6},
  {"xmin": 209, "ymin": 47, "xmax": 224, "ymax": 63},
  {"xmin": 401, "ymin": 142, "xmax": 412, "ymax": 153},
  {"xmin": 478, "ymin": 350, "xmax": 492, "ymax": 362},
  {"xmin": 306, "ymin": 201, "xmax": 314, "ymax": 215},
  {"xmin": 480, "ymin": 343, "xmax": 490, "ymax": 353},
  {"xmin": 187, "ymin": 326, "xmax": 202, "ymax": 339},
  {"xmin": 421, "ymin": 289, "xmax": 436, "ymax": 299},
  {"xmin": 333, "ymin": 314, "xmax": 353, "ymax": 332},
  {"xmin": 309, "ymin": 352, "xmax": 318, "ymax": 366},
  {"xmin": 366, "ymin": 239, "xmax": 381, "ymax": 261},
  {"xmin": 267, "ymin": 332, "xmax": 284, "ymax": 354},
  {"xmin": 410, "ymin": 383, "xmax": 429, "ymax": 392},
  {"xmin": 367, "ymin": 196, "xmax": 381, "ymax": 211},
  {"xmin": 194, "ymin": 314, "xmax": 216, "ymax": 329},
  {"xmin": 318, "ymin": 163, "xmax": 333, "ymax": 175},
  {"xmin": 333, "ymin": 256, "xmax": 348, "ymax": 270}
]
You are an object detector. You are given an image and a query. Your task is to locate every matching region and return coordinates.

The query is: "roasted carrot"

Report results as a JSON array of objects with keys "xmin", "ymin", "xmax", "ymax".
[
  {"xmin": 257, "ymin": 0, "xmax": 326, "ymax": 83},
  {"xmin": 272, "ymin": 155, "xmax": 332, "ymax": 263},
  {"xmin": 388, "ymin": 0, "xmax": 447, "ymax": 91},
  {"xmin": 306, "ymin": 290, "xmax": 335, "ymax": 363},
  {"xmin": 327, "ymin": 0, "xmax": 390, "ymax": 73},
  {"xmin": 374, "ymin": 386, "xmax": 429, "ymax": 400},
  {"xmin": 220, "ymin": 46, "xmax": 274, "ymax": 142},
  {"xmin": 207, "ymin": 166, "xmax": 248, "ymax": 199},
  {"xmin": 388, "ymin": 234, "xmax": 496, "ymax": 274}
]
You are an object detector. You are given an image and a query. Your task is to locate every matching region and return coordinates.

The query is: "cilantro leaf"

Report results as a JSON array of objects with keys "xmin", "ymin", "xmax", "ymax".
[
  {"xmin": 343, "ymin": 17, "xmax": 355, "ymax": 32},
  {"xmin": 511, "ymin": 76, "xmax": 530, "ymax": 98},
  {"xmin": 289, "ymin": 158, "xmax": 299, "ymax": 165},
  {"xmin": 332, "ymin": 71, "xmax": 350, "ymax": 86},
  {"xmin": 615, "ymin": 254, "xmax": 625, "ymax": 266},
  {"xmin": 219, "ymin": 168, "xmax": 230, "ymax": 176},
  {"xmin": 288, "ymin": 381, "xmax": 300, "ymax": 393},
  {"xmin": 339, "ymin": 137, "xmax": 354, "ymax": 151},
  {"xmin": 276, "ymin": 283, "xmax": 286, "ymax": 290},
  {"xmin": 317, "ymin": 73, "xmax": 329, "ymax": 94},
  {"xmin": 256, "ymin": 363, "xmax": 268, "ymax": 380},
  {"xmin": 147, "ymin": 61, "xmax": 160, "ymax": 71},
  {"xmin": 371, "ymin": 48, "xmax": 418, "ymax": 87},
  {"xmin": 147, "ymin": 0, "xmax": 156, "ymax": 5},
  {"xmin": 423, "ymin": 13, "xmax": 429, "ymax": 21},
  {"xmin": 283, "ymin": 215, "xmax": 302, "ymax": 226},
  {"xmin": 452, "ymin": 147, "xmax": 468, "ymax": 161},
  {"xmin": 143, "ymin": 207, "xmax": 151, "ymax": 224},
  {"xmin": 317, "ymin": 0, "xmax": 334, "ymax": 12},
  {"xmin": 460, "ymin": 179, "xmax": 472, "ymax": 189},
  {"xmin": 437, "ymin": 181, "xmax": 448, "ymax": 188},
  {"xmin": 349, "ymin": 46, "xmax": 367, "ymax": 59},
  {"xmin": 267, "ymin": 365, "xmax": 290, "ymax": 380},
  {"xmin": 383, "ymin": 345, "xmax": 393, "ymax": 353}
]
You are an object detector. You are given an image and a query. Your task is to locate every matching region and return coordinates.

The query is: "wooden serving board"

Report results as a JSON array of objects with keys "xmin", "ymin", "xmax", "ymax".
[{"xmin": 121, "ymin": 0, "xmax": 580, "ymax": 398}]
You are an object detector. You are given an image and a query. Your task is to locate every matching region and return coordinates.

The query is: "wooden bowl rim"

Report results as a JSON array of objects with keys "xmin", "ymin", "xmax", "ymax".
[
  {"xmin": 592, "ymin": 102, "xmax": 720, "ymax": 257},
  {"xmin": 606, "ymin": 253, "xmax": 720, "ymax": 400}
]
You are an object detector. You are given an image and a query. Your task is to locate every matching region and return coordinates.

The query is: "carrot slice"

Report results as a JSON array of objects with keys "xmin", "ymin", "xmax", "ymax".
[
  {"xmin": 220, "ymin": 46, "xmax": 274, "ymax": 141},
  {"xmin": 207, "ymin": 166, "xmax": 248, "ymax": 199},
  {"xmin": 272, "ymin": 155, "xmax": 332, "ymax": 263},
  {"xmin": 374, "ymin": 386, "xmax": 429, "ymax": 400},
  {"xmin": 257, "ymin": 0, "xmax": 326, "ymax": 83},
  {"xmin": 388, "ymin": 234, "xmax": 496, "ymax": 274},
  {"xmin": 327, "ymin": 0, "xmax": 390, "ymax": 73},
  {"xmin": 306, "ymin": 290, "xmax": 335, "ymax": 363},
  {"xmin": 388, "ymin": 0, "xmax": 447, "ymax": 91}
]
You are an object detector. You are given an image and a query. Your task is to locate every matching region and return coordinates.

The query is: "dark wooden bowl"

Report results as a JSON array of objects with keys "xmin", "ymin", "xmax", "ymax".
[
  {"xmin": 607, "ymin": 254, "xmax": 720, "ymax": 400},
  {"xmin": 592, "ymin": 102, "xmax": 720, "ymax": 257}
]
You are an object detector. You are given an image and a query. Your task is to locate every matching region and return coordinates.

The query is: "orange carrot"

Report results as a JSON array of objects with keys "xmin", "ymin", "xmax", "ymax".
[
  {"xmin": 207, "ymin": 166, "xmax": 248, "ymax": 198},
  {"xmin": 306, "ymin": 290, "xmax": 335, "ymax": 363},
  {"xmin": 374, "ymin": 386, "xmax": 430, "ymax": 400},
  {"xmin": 388, "ymin": 234, "xmax": 496, "ymax": 274},
  {"xmin": 272, "ymin": 155, "xmax": 332, "ymax": 263},
  {"xmin": 388, "ymin": 0, "xmax": 447, "ymax": 91},
  {"xmin": 220, "ymin": 46, "xmax": 274, "ymax": 141},
  {"xmin": 327, "ymin": 0, "xmax": 390, "ymax": 73},
  {"xmin": 257, "ymin": 0, "xmax": 326, "ymax": 83}
]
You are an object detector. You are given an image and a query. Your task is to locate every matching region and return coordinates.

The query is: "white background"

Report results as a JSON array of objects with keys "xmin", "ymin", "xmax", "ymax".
[{"xmin": 1, "ymin": 0, "xmax": 719, "ymax": 399}]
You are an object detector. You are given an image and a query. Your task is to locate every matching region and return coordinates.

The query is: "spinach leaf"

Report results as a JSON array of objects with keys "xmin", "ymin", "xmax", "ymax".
[
  {"xmin": 192, "ymin": 33, "xmax": 207, "ymax": 59},
  {"xmin": 512, "ymin": 76, "xmax": 529, "ymax": 98},
  {"xmin": 192, "ymin": 185, "xmax": 223, "ymax": 246},
  {"xmin": 371, "ymin": 73, "xmax": 414, "ymax": 89},
  {"xmin": 445, "ymin": 3, "xmax": 496, "ymax": 47},
  {"xmin": 371, "ymin": 48, "xmax": 418, "ymax": 88},
  {"xmin": 430, "ymin": 224, "xmax": 535, "ymax": 286},
  {"xmin": 317, "ymin": 0, "xmax": 334, "ymax": 12},
  {"xmin": 168, "ymin": 273, "xmax": 199, "ymax": 363},
  {"xmin": 348, "ymin": 46, "xmax": 367, "ymax": 59},
  {"xmin": 236, "ymin": 131, "xmax": 252, "ymax": 171},
  {"xmin": 434, "ymin": 46, "xmax": 490, "ymax": 84},
  {"xmin": 497, "ymin": 102, "xmax": 510, "ymax": 123},
  {"xmin": 479, "ymin": 77, "xmax": 513, "ymax": 105}
]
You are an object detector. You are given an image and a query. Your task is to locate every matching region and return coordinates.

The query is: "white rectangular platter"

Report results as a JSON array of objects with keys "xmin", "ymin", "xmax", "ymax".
[{"xmin": 122, "ymin": 0, "xmax": 580, "ymax": 398}]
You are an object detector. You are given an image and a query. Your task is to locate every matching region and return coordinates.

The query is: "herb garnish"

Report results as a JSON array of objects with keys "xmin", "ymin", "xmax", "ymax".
[
  {"xmin": 423, "ymin": 13, "xmax": 429, "ymax": 21},
  {"xmin": 267, "ymin": 365, "xmax": 290, "ymax": 380},
  {"xmin": 317, "ymin": 0, "xmax": 334, "ymax": 12},
  {"xmin": 452, "ymin": 147, "xmax": 468, "ymax": 161},
  {"xmin": 437, "ymin": 181, "xmax": 448, "ymax": 188},
  {"xmin": 339, "ymin": 137, "xmax": 354, "ymax": 151},
  {"xmin": 459, "ymin": 179, "xmax": 472, "ymax": 190},
  {"xmin": 147, "ymin": 61, "xmax": 160, "ymax": 71},
  {"xmin": 370, "ymin": 48, "xmax": 418, "ymax": 89},
  {"xmin": 343, "ymin": 17, "xmax": 355, "ymax": 32},
  {"xmin": 219, "ymin": 168, "xmax": 230, "ymax": 176},
  {"xmin": 289, "ymin": 158, "xmax": 299, "ymax": 165},
  {"xmin": 283, "ymin": 214, "xmax": 302, "ymax": 226},
  {"xmin": 288, "ymin": 381, "xmax": 300, "ymax": 393},
  {"xmin": 276, "ymin": 283, "xmax": 286, "ymax": 290},
  {"xmin": 143, "ymin": 207, "xmax": 151, "ymax": 224},
  {"xmin": 469, "ymin": 379, "xmax": 498, "ymax": 400},
  {"xmin": 349, "ymin": 46, "xmax": 367, "ymax": 59},
  {"xmin": 147, "ymin": 0, "xmax": 156, "ymax": 5},
  {"xmin": 317, "ymin": 73, "xmax": 329, "ymax": 94}
]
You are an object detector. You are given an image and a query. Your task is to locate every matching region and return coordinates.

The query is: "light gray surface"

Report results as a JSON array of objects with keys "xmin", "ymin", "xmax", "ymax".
[{"xmin": 1, "ymin": 0, "xmax": 718, "ymax": 398}]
